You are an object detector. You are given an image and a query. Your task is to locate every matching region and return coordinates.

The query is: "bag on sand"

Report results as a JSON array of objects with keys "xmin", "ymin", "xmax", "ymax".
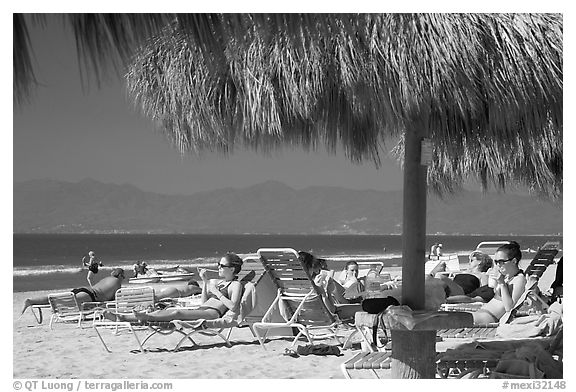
[{"xmin": 361, "ymin": 296, "xmax": 399, "ymax": 314}]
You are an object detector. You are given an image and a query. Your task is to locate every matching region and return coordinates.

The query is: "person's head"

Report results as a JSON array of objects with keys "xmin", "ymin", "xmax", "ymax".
[
  {"xmin": 111, "ymin": 268, "xmax": 125, "ymax": 280},
  {"xmin": 298, "ymin": 251, "xmax": 322, "ymax": 278},
  {"xmin": 135, "ymin": 260, "xmax": 141, "ymax": 265},
  {"xmin": 469, "ymin": 251, "xmax": 493, "ymax": 272},
  {"xmin": 345, "ymin": 261, "xmax": 359, "ymax": 277},
  {"xmin": 89, "ymin": 251, "xmax": 95, "ymax": 257},
  {"xmin": 494, "ymin": 241, "xmax": 522, "ymax": 276},
  {"xmin": 218, "ymin": 252, "xmax": 243, "ymax": 277}
]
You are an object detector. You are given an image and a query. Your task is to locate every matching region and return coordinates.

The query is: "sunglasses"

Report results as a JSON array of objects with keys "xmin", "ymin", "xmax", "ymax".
[
  {"xmin": 218, "ymin": 263, "xmax": 233, "ymax": 269},
  {"xmin": 494, "ymin": 257, "xmax": 515, "ymax": 265}
]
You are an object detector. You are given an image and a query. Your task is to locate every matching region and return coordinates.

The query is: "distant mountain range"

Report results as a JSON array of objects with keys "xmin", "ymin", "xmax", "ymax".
[{"xmin": 13, "ymin": 179, "xmax": 562, "ymax": 235}]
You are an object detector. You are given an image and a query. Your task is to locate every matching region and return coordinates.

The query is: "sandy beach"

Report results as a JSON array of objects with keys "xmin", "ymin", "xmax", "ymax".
[
  {"xmin": 13, "ymin": 261, "xmax": 558, "ymax": 380},
  {"xmin": 13, "ymin": 288, "xmax": 370, "ymax": 379}
]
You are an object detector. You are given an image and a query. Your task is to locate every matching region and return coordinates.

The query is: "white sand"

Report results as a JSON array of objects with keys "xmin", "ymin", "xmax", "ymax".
[{"xmin": 12, "ymin": 261, "xmax": 558, "ymax": 380}]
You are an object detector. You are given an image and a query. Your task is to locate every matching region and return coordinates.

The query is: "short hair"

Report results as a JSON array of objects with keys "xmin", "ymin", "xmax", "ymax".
[
  {"xmin": 497, "ymin": 241, "xmax": 522, "ymax": 262},
  {"xmin": 345, "ymin": 261, "xmax": 359, "ymax": 270},
  {"xmin": 111, "ymin": 268, "xmax": 125, "ymax": 278},
  {"xmin": 223, "ymin": 252, "xmax": 243, "ymax": 274},
  {"xmin": 469, "ymin": 251, "xmax": 493, "ymax": 272}
]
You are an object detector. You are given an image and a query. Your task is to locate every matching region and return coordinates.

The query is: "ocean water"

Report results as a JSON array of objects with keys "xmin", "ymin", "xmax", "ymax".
[{"xmin": 13, "ymin": 234, "xmax": 562, "ymax": 292}]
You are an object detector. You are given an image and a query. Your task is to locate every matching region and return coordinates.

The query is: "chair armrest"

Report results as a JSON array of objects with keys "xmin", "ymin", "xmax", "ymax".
[{"xmin": 81, "ymin": 301, "xmax": 108, "ymax": 311}]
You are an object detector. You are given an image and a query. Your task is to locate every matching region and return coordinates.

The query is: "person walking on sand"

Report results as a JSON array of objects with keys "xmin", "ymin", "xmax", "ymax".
[
  {"xmin": 21, "ymin": 268, "xmax": 126, "ymax": 315},
  {"xmin": 82, "ymin": 250, "xmax": 103, "ymax": 287}
]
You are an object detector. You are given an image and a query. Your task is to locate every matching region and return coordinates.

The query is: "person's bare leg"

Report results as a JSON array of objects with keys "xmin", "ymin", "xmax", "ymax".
[
  {"xmin": 21, "ymin": 295, "xmax": 49, "ymax": 314},
  {"xmin": 87, "ymin": 271, "xmax": 94, "ymax": 288},
  {"xmin": 134, "ymin": 308, "xmax": 219, "ymax": 322}
]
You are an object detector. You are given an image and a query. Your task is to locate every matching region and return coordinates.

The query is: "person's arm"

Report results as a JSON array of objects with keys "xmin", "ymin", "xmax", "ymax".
[
  {"xmin": 215, "ymin": 281, "xmax": 242, "ymax": 312},
  {"xmin": 198, "ymin": 269, "xmax": 210, "ymax": 303},
  {"xmin": 312, "ymin": 275, "xmax": 336, "ymax": 313},
  {"xmin": 498, "ymin": 274, "xmax": 526, "ymax": 311},
  {"xmin": 445, "ymin": 295, "xmax": 482, "ymax": 304}
]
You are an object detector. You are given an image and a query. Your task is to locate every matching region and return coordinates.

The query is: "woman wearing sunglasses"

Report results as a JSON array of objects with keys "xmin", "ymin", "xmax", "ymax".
[
  {"xmin": 131, "ymin": 253, "xmax": 244, "ymax": 322},
  {"xmin": 473, "ymin": 242, "xmax": 526, "ymax": 325}
]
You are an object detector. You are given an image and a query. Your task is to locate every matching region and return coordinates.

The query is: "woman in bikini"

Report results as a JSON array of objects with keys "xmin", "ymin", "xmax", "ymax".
[
  {"xmin": 131, "ymin": 253, "xmax": 243, "ymax": 322},
  {"xmin": 472, "ymin": 242, "xmax": 527, "ymax": 325}
]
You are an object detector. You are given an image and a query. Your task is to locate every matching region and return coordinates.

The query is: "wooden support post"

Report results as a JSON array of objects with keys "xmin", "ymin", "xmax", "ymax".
[
  {"xmin": 397, "ymin": 114, "xmax": 434, "ymax": 378},
  {"xmin": 391, "ymin": 330, "xmax": 437, "ymax": 378},
  {"xmin": 401, "ymin": 120, "xmax": 428, "ymax": 310}
]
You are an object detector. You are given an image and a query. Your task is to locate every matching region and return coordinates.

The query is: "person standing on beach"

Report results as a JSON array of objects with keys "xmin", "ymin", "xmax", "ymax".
[
  {"xmin": 435, "ymin": 243, "xmax": 443, "ymax": 257},
  {"xmin": 82, "ymin": 250, "xmax": 103, "ymax": 287},
  {"xmin": 429, "ymin": 243, "xmax": 438, "ymax": 260},
  {"xmin": 21, "ymin": 268, "xmax": 126, "ymax": 315}
]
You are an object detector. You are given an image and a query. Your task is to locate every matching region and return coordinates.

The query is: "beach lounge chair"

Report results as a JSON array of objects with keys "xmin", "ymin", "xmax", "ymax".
[
  {"xmin": 252, "ymin": 248, "xmax": 350, "ymax": 349},
  {"xmin": 93, "ymin": 286, "xmax": 156, "ymax": 353},
  {"xmin": 341, "ymin": 351, "xmax": 392, "ymax": 378},
  {"xmin": 94, "ymin": 281, "xmax": 258, "ymax": 353},
  {"xmin": 436, "ymin": 326, "xmax": 563, "ymax": 378},
  {"xmin": 165, "ymin": 281, "xmax": 258, "ymax": 350},
  {"xmin": 524, "ymin": 241, "xmax": 560, "ymax": 279},
  {"xmin": 46, "ymin": 292, "xmax": 106, "ymax": 329}
]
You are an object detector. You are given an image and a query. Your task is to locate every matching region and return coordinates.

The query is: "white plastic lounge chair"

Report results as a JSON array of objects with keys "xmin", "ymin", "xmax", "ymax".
[
  {"xmin": 341, "ymin": 351, "xmax": 392, "ymax": 378},
  {"xmin": 436, "ymin": 326, "xmax": 563, "ymax": 378},
  {"xmin": 46, "ymin": 292, "xmax": 105, "ymax": 329},
  {"xmin": 165, "ymin": 281, "xmax": 258, "ymax": 350},
  {"xmin": 524, "ymin": 241, "xmax": 560, "ymax": 279},
  {"xmin": 252, "ymin": 248, "xmax": 350, "ymax": 349},
  {"xmin": 93, "ymin": 286, "xmax": 156, "ymax": 353}
]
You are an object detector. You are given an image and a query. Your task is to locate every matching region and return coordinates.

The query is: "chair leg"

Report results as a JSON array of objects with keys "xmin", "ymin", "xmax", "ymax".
[
  {"xmin": 174, "ymin": 332, "xmax": 198, "ymax": 350},
  {"xmin": 93, "ymin": 326, "xmax": 113, "ymax": 353},
  {"xmin": 127, "ymin": 325, "xmax": 146, "ymax": 353},
  {"xmin": 252, "ymin": 324, "xmax": 269, "ymax": 350},
  {"xmin": 49, "ymin": 315, "xmax": 56, "ymax": 330},
  {"xmin": 30, "ymin": 307, "xmax": 44, "ymax": 324}
]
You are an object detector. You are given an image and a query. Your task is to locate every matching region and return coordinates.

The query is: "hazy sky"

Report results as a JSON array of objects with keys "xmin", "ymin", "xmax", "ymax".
[{"xmin": 13, "ymin": 16, "xmax": 408, "ymax": 195}]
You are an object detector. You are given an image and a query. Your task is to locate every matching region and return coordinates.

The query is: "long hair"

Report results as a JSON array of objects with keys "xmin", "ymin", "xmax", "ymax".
[{"xmin": 497, "ymin": 241, "xmax": 522, "ymax": 262}]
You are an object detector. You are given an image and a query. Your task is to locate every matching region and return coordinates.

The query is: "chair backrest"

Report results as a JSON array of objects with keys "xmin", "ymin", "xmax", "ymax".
[
  {"xmin": 114, "ymin": 286, "xmax": 155, "ymax": 314},
  {"xmin": 48, "ymin": 292, "xmax": 80, "ymax": 316},
  {"xmin": 525, "ymin": 245, "xmax": 559, "ymax": 278},
  {"xmin": 257, "ymin": 248, "xmax": 337, "ymax": 325}
]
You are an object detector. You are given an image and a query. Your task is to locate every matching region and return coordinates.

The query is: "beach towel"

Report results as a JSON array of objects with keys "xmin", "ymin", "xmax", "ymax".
[{"xmin": 295, "ymin": 343, "xmax": 342, "ymax": 356}]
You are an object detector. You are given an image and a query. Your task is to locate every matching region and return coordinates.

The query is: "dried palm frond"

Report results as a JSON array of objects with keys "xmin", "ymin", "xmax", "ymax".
[{"xmin": 124, "ymin": 14, "xmax": 562, "ymax": 198}]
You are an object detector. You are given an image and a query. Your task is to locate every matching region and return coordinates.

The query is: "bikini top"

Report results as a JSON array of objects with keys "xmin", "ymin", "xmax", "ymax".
[{"xmin": 201, "ymin": 279, "xmax": 238, "ymax": 314}]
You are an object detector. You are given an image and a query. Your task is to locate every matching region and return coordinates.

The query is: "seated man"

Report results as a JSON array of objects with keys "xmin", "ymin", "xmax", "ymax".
[{"xmin": 21, "ymin": 268, "xmax": 126, "ymax": 314}]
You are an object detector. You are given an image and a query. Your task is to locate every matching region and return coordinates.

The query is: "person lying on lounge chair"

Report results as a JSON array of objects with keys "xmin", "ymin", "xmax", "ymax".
[
  {"xmin": 472, "ymin": 242, "xmax": 526, "ymax": 325},
  {"xmin": 21, "ymin": 268, "xmax": 126, "ymax": 314},
  {"xmin": 433, "ymin": 251, "xmax": 496, "ymax": 304},
  {"xmin": 113, "ymin": 253, "xmax": 244, "ymax": 323},
  {"xmin": 299, "ymin": 251, "xmax": 363, "ymax": 320},
  {"xmin": 155, "ymin": 280, "xmax": 203, "ymax": 301}
]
